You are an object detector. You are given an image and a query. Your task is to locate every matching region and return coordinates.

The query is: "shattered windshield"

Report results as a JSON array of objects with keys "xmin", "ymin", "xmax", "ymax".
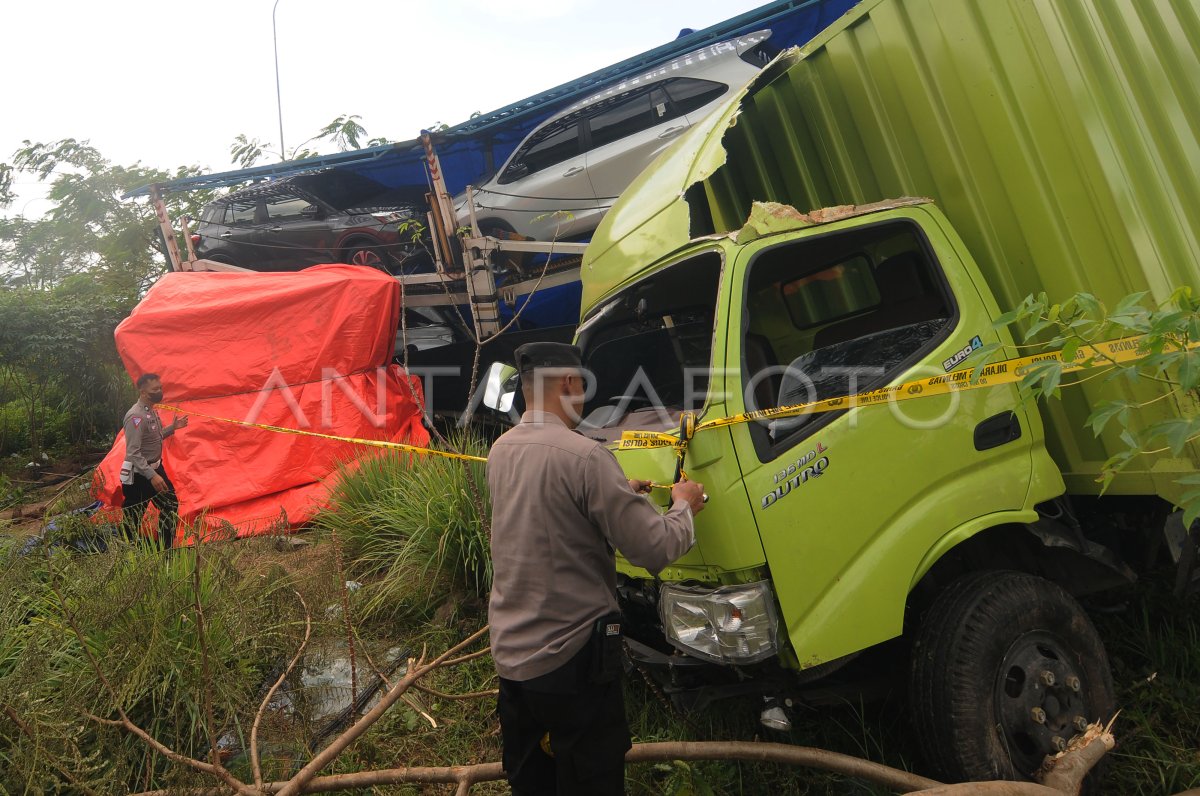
[{"xmin": 578, "ymin": 251, "xmax": 722, "ymax": 436}]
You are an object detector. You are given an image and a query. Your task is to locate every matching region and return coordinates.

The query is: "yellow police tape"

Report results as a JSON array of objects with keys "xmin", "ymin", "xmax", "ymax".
[
  {"xmin": 156, "ymin": 405, "xmax": 489, "ymax": 463},
  {"xmin": 613, "ymin": 332, "xmax": 1163, "ymax": 452},
  {"xmin": 156, "ymin": 332, "xmax": 1164, "ymax": 478}
]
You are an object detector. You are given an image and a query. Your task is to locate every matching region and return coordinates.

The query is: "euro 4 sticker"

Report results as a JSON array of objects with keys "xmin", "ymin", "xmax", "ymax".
[
  {"xmin": 761, "ymin": 442, "xmax": 829, "ymax": 509},
  {"xmin": 942, "ymin": 336, "xmax": 983, "ymax": 372}
]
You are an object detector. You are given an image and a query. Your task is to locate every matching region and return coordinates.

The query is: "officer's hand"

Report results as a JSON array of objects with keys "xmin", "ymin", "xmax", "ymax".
[
  {"xmin": 174, "ymin": 414, "xmax": 189, "ymax": 429},
  {"xmin": 150, "ymin": 475, "xmax": 168, "ymax": 493},
  {"xmin": 628, "ymin": 478, "xmax": 653, "ymax": 495},
  {"xmin": 672, "ymin": 479, "xmax": 707, "ymax": 515}
]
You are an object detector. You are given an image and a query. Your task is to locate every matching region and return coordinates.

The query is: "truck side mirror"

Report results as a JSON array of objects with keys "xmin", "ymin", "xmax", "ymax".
[{"xmin": 482, "ymin": 361, "xmax": 519, "ymax": 413}]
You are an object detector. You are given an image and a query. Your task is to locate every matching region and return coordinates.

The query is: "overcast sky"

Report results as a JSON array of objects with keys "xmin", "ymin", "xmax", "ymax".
[{"xmin": 1, "ymin": 0, "xmax": 765, "ymax": 214}]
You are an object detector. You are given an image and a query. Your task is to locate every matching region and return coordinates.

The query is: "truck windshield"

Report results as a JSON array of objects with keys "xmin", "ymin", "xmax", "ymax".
[
  {"xmin": 578, "ymin": 252, "xmax": 722, "ymax": 435},
  {"xmin": 742, "ymin": 219, "xmax": 955, "ymax": 456}
]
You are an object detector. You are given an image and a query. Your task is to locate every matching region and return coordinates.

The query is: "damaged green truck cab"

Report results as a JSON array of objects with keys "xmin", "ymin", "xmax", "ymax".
[
  {"xmin": 575, "ymin": 0, "xmax": 1200, "ymax": 783},
  {"xmin": 597, "ymin": 202, "xmax": 1065, "ymax": 669}
]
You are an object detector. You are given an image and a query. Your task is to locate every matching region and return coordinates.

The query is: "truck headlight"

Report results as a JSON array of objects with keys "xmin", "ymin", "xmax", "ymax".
[{"xmin": 659, "ymin": 581, "xmax": 779, "ymax": 664}]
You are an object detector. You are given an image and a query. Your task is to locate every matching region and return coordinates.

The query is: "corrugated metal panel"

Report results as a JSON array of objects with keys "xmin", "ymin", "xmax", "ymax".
[{"xmin": 697, "ymin": 0, "xmax": 1200, "ymax": 495}]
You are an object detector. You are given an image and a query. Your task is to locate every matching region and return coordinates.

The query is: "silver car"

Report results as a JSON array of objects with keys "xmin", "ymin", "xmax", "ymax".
[{"xmin": 458, "ymin": 29, "xmax": 774, "ymax": 242}]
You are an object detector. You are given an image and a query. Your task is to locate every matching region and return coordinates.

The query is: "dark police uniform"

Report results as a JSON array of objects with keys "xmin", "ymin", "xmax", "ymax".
[
  {"xmin": 487, "ymin": 343, "xmax": 694, "ymax": 795},
  {"xmin": 120, "ymin": 401, "xmax": 179, "ymax": 547}
]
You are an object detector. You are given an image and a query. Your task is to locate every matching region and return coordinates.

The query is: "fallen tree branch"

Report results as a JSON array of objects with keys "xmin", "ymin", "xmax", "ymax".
[
  {"xmin": 413, "ymin": 682, "xmax": 499, "ymax": 701},
  {"xmin": 440, "ymin": 647, "xmax": 492, "ymax": 667},
  {"xmin": 272, "ymin": 625, "xmax": 491, "ymax": 796},
  {"xmin": 252, "ymin": 590, "xmax": 312, "ymax": 789},
  {"xmin": 1038, "ymin": 726, "xmax": 1115, "ymax": 794},
  {"xmin": 147, "ymin": 739, "xmax": 940, "ymax": 794},
  {"xmin": 124, "ymin": 730, "xmax": 1181, "ymax": 796}
]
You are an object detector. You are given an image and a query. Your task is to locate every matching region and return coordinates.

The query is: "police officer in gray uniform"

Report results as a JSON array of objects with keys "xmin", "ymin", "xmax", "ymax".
[
  {"xmin": 120, "ymin": 372, "xmax": 187, "ymax": 547},
  {"xmin": 487, "ymin": 343, "xmax": 706, "ymax": 795}
]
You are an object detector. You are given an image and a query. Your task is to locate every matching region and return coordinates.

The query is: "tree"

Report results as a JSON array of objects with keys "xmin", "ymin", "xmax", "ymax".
[
  {"xmin": 988, "ymin": 288, "xmax": 1200, "ymax": 523},
  {"xmin": 0, "ymin": 280, "xmax": 131, "ymax": 453},
  {"xmin": 229, "ymin": 114, "xmax": 383, "ymax": 169},
  {"xmin": 0, "ymin": 139, "xmax": 215, "ymax": 296}
]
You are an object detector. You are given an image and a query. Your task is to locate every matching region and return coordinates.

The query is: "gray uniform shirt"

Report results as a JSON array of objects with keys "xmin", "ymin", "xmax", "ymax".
[
  {"xmin": 123, "ymin": 402, "xmax": 174, "ymax": 479},
  {"xmin": 487, "ymin": 410, "xmax": 695, "ymax": 681}
]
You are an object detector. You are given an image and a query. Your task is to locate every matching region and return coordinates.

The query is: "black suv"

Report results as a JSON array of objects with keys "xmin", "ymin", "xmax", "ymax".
[{"xmin": 193, "ymin": 171, "xmax": 432, "ymax": 274}]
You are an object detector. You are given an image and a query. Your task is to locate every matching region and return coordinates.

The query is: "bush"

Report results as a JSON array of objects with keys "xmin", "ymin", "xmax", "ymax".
[{"xmin": 315, "ymin": 435, "xmax": 491, "ymax": 620}]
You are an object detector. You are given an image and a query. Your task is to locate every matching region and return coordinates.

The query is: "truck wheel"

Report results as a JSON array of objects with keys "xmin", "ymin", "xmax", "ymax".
[{"xmin": 909, "ymin": 570, "xmax": 1114, "ymax": 783}]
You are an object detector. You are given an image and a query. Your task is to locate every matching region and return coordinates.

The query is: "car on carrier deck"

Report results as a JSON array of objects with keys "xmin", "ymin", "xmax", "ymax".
[
  {"xmin": 455, "ymin": 29, "xmax": 776, "ymax": 243},
  {"xmin": 193, "ymin": 170, "xmax": 432, "ymax": 274}
]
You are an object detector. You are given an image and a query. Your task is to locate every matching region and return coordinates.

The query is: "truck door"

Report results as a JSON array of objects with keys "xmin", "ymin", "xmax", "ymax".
[{"xmin": 724, "ymin": 209, "xmax": 1036, "ymax": 666}]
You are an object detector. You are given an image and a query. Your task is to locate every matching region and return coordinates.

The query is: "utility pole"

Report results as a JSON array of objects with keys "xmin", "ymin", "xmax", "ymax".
[{"xmin": 273, "ymin": 0, "xmax": 286, "ymax": 160}]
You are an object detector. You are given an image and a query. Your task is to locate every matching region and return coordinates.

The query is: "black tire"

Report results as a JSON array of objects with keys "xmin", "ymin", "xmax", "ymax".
[
  {"xmin": 909, "ymin": 570, "xmax": 1115, "ymax": 784},
  {"xmin": 342, "ymin": 239, "xmax": 395, "ymax": 273}
]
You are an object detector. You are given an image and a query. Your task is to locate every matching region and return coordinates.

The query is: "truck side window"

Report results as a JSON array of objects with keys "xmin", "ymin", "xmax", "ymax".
[{"xmin": 741, "ymin": 221, "xmax": 955, "ymax": 458}]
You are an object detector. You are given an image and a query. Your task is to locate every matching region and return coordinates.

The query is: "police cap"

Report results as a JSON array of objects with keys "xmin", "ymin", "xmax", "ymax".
[{"xmin": 514, "ymin": 342, "xmax": 583, "ymax": 374}]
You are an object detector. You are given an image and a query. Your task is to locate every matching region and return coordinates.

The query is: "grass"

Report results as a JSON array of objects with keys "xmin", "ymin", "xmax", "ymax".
[
  {"xmin": 0, "ymin": 531, "xmax": 305, "ymax": 792},
  {"xmin": 1, "ymin": 447, "xmax": 1198, "ymax": 793},
  {"xmin": 313, "ymin": 434, "xmax": 492, "ymax": 621},
  {"xmin": 1091, "ymin": 581, "xmax": 1200, "ymax": 794}
]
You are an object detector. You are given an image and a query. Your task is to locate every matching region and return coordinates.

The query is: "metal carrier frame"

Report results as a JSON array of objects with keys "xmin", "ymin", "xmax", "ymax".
[{"xmin": 149, "ymin": 132, "xmax": 587, "ymax": 343}]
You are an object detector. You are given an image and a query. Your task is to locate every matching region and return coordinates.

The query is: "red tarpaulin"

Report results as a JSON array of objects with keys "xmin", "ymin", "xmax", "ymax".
[{"xmin": 93, "ymin": 264, "xmax": 430, "ymax": 544}]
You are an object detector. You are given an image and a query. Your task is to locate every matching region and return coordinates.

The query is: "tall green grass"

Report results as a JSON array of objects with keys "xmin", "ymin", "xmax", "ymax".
[
  {"xmin": 315, "ymin": 435, "xmax": 492, "ymax": 620},
  {"xmin": 0, "ymin": 537, "xmax": 297, "ymax": 792},
  {"xmin": 1093, "ymin": 581, "xmax": 1200, "ymax": 794}
]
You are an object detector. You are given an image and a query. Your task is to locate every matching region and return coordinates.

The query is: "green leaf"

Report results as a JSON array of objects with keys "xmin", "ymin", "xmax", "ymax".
[
  {"xmin": 1019, "ymin": 360, "xmax": 1063, "ymax": 399},
  {"xmin": 993, "ymin": 308, "xmax": 1023, "ymax": 327},
  {"xmin": 1107, "ymin": 310, "xmax": 1152, "ymax": 332},
  {"xmin": 1179, "ymin": 350, "xmax": 1200, "ymax": 391},
  {"xmin": 1060, "ymin": 337, "xmax": 1081, "ymax": 365},
  {"xmin": 1181, "ymin": 494, "xmax": 1200, "ymax": 529},
  {"xmin": 969, "ymin": 342, "xmax": 1005, "ymax": 384},
  {"xmin": 1088, "ymin": 400, "xmax": 1134, "ymax": 437},
  {"xmin": 1150, "ymin": 310, "xmax": 1189, "ymax": 336},
  {"xmin": 1187, "ymin": 315, "xmax": 1200, "ymax": 342},
  {"xmin": 1024, "ymin": 316, "xmax": 1055, "ymax": 341},
  {"xmin": 1073, "ymin": 292, "xmax": 1104, "ymax": 319},
  {"xmin": 1145, "ymin": 417, "xmax": 1200, "ymax": 456},
  {"xmin": 1113, "ymin": 291, "xmax": 1150, "ymax": 316}
]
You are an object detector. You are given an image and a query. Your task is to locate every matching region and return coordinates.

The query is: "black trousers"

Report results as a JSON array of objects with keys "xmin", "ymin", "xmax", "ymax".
[
  {"xmin": 120, "ymin": 466, "xmax": 178, "ymax": 548},
  {"xmin": 498, "ymin": 642, "xmax": 631, "ymax": 796}
]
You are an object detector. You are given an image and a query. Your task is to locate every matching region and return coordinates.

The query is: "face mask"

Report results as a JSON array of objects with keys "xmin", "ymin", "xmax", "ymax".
[{"xmin": 148, "ymin": 389, "xmax": 164, "ymax": 403}]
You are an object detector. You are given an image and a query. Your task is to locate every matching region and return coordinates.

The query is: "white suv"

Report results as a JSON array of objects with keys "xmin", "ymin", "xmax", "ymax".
[{"xmin": 457, "ymin": 29, "xmax": 774, "ymax": 242}]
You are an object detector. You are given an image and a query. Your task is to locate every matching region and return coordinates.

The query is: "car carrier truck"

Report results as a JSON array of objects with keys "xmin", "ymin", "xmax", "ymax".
[{"xmin": 481, "ymin": 0, "xmax": 1200, "ymax": 784}]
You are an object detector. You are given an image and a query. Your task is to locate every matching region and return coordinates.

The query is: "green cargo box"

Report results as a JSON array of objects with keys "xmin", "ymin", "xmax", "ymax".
[{"xmin": 588, "ymin": 0, "xmax": 1200, "ymax": 501}]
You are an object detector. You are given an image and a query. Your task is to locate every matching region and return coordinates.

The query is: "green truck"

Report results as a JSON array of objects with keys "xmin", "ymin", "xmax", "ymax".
[{"xmin": 484, "ymin": 0, "xmax": 1199, "ymax": 783}]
